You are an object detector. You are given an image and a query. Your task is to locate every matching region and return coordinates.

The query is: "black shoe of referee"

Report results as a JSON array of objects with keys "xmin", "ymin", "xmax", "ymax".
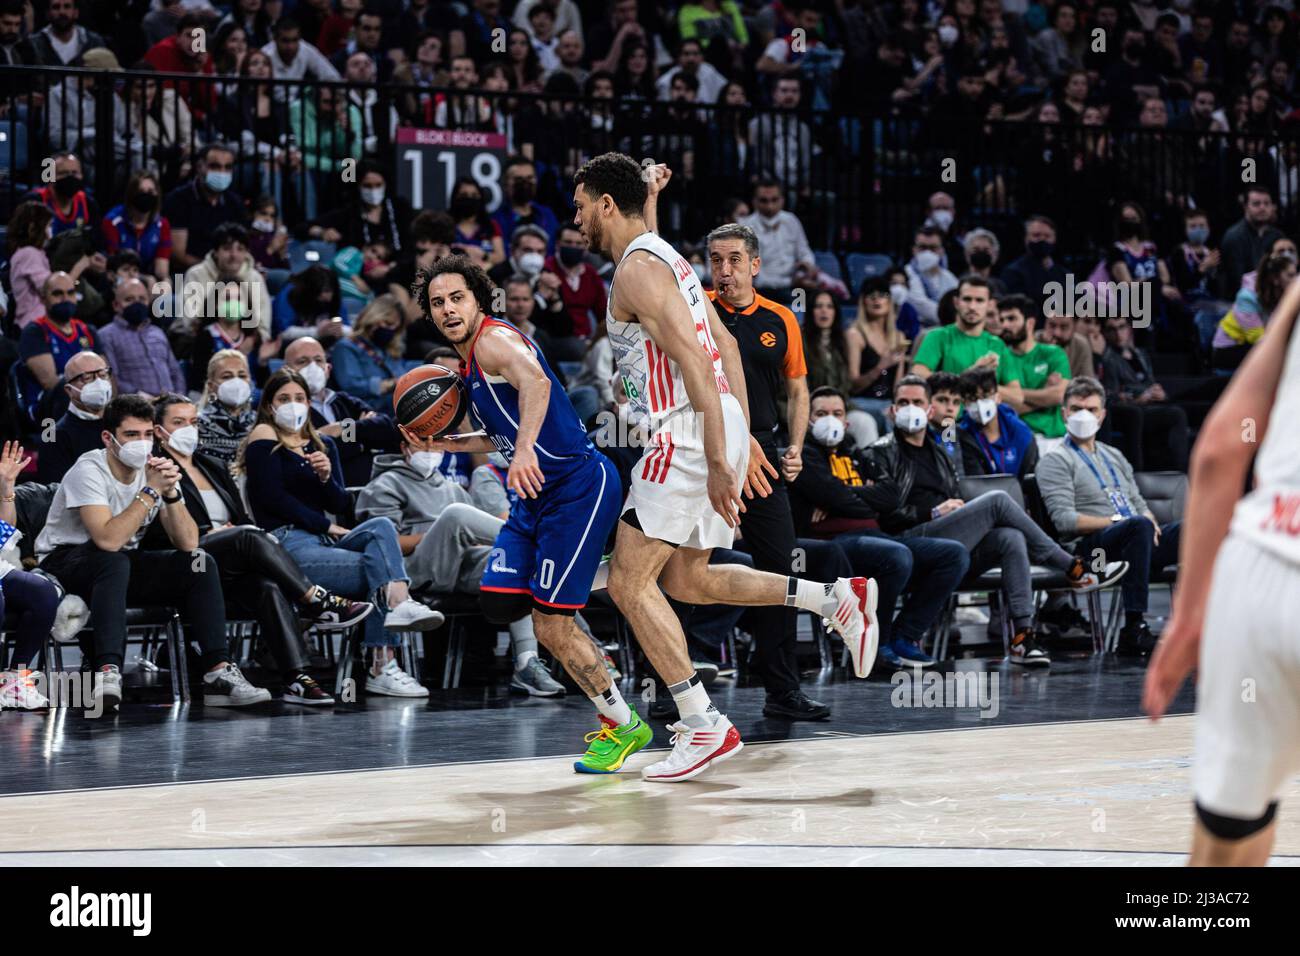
[{"xmin": 763, "ymin": 690, "xmax": 831, "ymax": 721}]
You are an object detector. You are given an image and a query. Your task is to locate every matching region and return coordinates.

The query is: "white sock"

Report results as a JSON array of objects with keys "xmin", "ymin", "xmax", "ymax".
[
  {"xmin": 669, "ymin": 676, "xmax": 715, "ymax": 720},
  {"xmin": 589, "ymin": 682, "xmax": 632, "ymax": 725},
  {"xmin": 515, "ymin": 650, "xmax": 538, "ymax": 669},
  {"xmin": 786, "ymin": 578, "xmax": 836, "ymax": 616}
]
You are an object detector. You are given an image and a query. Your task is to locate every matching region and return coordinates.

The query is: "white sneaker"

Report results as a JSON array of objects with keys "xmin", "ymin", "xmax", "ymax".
[
  {"xmin": 365, "ymin": 658, "xmax": 430, "ymax": 697},
  {"xmin": 202, "ymin": 662, "xmax": 273, "ymax": 707},
  {"xmin": 641, "ymin": 711, "xmax": 743, "ymax": 783},
  {"xmin": 0, "ymin": 670, "xmax": 49, "ymax": 710},
  {"xmin": 823, "ymin": 576, "xmax": 878, "ymax": 679},
  {"xmin": 92, "ymin": 665, "xmax": 122, "ymax": 715},
  {"xmin": 383, "ymin": 599, "xmax": 446, "ymax": 632}
]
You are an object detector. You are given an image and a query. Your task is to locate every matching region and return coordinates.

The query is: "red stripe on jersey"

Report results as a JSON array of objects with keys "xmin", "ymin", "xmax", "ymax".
[
  {"xmin": 641, "ymin": 443, "xmax": 659, "ymax": 481},
  {"xmin": 657, "ymin": 435, "xmax": 676, "ymax": 483},
  {"xmin": 647, "ymin": 436, "xmax": 667, "ymax": 484},
  {"xmin": 659, "ymin": 348, "xmax": 675, "ymax": 408},
  {"xmin": 643, "ymin": 340, "xmax": 660, "ymax": 413}
]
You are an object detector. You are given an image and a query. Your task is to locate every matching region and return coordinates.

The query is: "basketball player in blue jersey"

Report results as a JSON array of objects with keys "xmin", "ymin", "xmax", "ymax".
[
  {"xmin": 412, "ymin": 254, "xmax": 655, "ymax": 774},
  {"xmin": 573, "ymin": 153, "xmax": 877, "ymax": 783}
]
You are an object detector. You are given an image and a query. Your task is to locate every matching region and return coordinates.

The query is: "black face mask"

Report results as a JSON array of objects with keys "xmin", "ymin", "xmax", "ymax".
[
  {"xmin": 511, "ymin": 180, "xmax": 535, "ymax": 205},
  {"xmin": 131, "ymin": 192, "xmax": 157, "ymax": 214},
  {"xmin": 1119, "ymin": 219, "xmax": 1142, "ymax": 239},
  {"xmin": 1124, "ymin": 41, "xmax": 1145, "ymax": 59},
  {"xmin": 558, "ymin": 245, "xmax": 585, "ymax": 267},
  {"xmin": 968, "ymin": 249, "xmax": 993, "ymax": 270},
  {"xmin": 449, "ymin": 195, "xmax": 480, "ymax": 219},
  {"xmin": 370, "ymin": 326, "xmax": 396, "ymax": 347},
  {"xmin": 1027, "ymin": 240, "xmax": 1054, "ymax": 260},
  {"xmin": 54, "ymin": 175, "xmax": 82, "ymax": 199},
  {"xmin": 122, "ymin": 302, "xmax": 150, "ymax": 327}
]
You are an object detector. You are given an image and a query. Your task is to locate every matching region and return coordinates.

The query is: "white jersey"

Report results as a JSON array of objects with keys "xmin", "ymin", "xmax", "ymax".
[
  {"xmin": 606, "ymin": 231, "xmax": 730, "ymax": 438},
  {"xmin": 1232, "ymin": 318, "xmax": 1300, "ymax": 564}
]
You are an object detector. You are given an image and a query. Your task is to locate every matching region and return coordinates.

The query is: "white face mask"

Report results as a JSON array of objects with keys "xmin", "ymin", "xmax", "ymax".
[
  {"xmin": 889, "ymin": 283, "xmax": 908, "ymax": 306},
  {"xmin": 299, "ymin": 361, "xmax": 328, "ymax": 395},
  {"xmin": 274, "ymin": 401, "xmax": 309, "ymax": 432},
  {"xmin": 938, "ymin": 24, "xmax": 959, "ymax": 46},
  {"xmin": 113, "ymin": 436, "xmax": 153, "ymax": 470},
  {"xmin": 361, "ymin": 186, "xmax": 385, "ymax": 206},
  {"xmin": 76, "ymin": 377, "xmax": 112, "ymax": 409},
  {"xmin": 913, "ymin": 250, "xmax": 941, "ymax": 272},
  {"xmin": 409, "ymin": 450, "xmax": 444, "ymax": 477},
  {"xmin": 216, "ymin": 377, "xmax": 251, "ymax": 408},
  {"xmin": 894, "ymin": 404, "xmax": 929, "ymax": 434},
  {"xmin": 517, "ymin": 251, "xmax": 545, "ymax": 276},
  {"xmin": 972, "ymin": 397, "xmax": 998, "ymax": 425},
  {"xmin": 930, "ymin": 209, "xmax": 954, "ymax": 232},
  {"xmin": 1066, "ymin": 409, "xmax": 1101, "ymax": 440},
  {"xmin": 811, "ymin": 415, "xmax": 845, "ymax": 446},
  {"xmin": 163, "ymin": 424, "xmax": 199, "ymax": 456}
]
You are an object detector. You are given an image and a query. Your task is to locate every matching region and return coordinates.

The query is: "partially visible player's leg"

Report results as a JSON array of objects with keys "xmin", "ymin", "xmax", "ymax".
[
  {"xmin": 606, "ymin": 517, "xmax": 688, "ymax": 683},
  {"xmin": 1190, "ymin": 805, "xmax": 1278, "ymax": 866},
  {"xmin": 657, "ymin": 544, "xmax": 880, "ymax": 679},
  {"xmin": 1189, "ymin": 535, "xmax": 1300, "ymax": 866}
]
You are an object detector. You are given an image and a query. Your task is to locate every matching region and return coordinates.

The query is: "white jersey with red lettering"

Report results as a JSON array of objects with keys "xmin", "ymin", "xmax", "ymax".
[
  {"xmin": 607, "ymin": 230, "xmax": 749, "ymax": 550},
  {"xmin": 606, "ymin": 231, "xmax": 731, "ymax": 438},
  {"xmin": 1231, "ymin": 319, "xmax": 1300, "ymax": 563}
]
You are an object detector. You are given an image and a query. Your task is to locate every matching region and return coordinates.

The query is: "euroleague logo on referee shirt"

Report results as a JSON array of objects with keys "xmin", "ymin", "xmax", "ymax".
[{"xmin": 760, "ymin": 331, "xmax": 777, "ymax": 347}]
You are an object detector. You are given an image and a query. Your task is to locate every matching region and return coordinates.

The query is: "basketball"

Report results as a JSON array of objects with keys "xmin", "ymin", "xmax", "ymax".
[{"xmin": 393, "ymin": 364, "xmax": 467, "ymax": 439}]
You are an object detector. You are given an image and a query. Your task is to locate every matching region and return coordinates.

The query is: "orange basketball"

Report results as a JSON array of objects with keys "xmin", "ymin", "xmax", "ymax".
[{"xmin": 393, "ymin": 364, "xmax": 468, "ymax": 439}]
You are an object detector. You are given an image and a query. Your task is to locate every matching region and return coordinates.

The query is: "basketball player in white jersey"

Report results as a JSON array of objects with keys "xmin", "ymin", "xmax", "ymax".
[
  {"xmin": 1144, "ymin": 276, "xmax": 1300, "ymax": 865},
  {"xmin": 572, "ymin": 153, "xmax": 878, "ymax": 783}
]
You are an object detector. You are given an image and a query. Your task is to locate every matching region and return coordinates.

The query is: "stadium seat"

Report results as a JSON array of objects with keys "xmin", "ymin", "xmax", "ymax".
[
  {"xmin": 844, "ymin": 253, "xmax": 892, "ymax": 293},
  {"xmin": 813, "ymin": 250, "xmax": 843, "ymax": 283},
  {"xmin": 0, "ymin": 120, "xmax": 28, "ymax": 172}
]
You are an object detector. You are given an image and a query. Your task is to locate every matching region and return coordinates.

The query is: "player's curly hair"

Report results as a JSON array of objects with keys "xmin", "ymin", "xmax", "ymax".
[
  {"xmin": 574, "ymin": 152, "xmax": 648, "ymax": 217},
  {"xmin": 413, "ymin": 253, "xmax": 498, "ymax": 318}
]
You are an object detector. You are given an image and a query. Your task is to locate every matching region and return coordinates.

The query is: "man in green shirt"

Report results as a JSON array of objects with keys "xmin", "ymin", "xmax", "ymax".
[
  {"xmin": 997, "ymin": 294, "xmax": 1070, "ymax": 439},
  {"xmin": 912, "ymin": 276, "xmax": 1024, "ymax": 407}
]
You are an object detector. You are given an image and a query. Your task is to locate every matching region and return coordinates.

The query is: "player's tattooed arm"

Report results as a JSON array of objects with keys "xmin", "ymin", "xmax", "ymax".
[
  {"xmin": 476, "ymin": 324, "xmax": 551, "ymax": 498},
  {"xmin": 1144, "ymin": 275, "xmax": 1300, "ymax": 720}
]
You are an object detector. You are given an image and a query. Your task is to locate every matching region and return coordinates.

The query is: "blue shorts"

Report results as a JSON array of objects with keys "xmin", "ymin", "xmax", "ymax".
[{"xmin": 481, "ymin": 452, "xmax": 621, "ymax": 612}]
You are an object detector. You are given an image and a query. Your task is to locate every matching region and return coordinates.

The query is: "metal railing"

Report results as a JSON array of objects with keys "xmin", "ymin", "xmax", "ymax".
[{"xmin": 1, "ymin": 64, "xmax": 1296, "ymax": 264}]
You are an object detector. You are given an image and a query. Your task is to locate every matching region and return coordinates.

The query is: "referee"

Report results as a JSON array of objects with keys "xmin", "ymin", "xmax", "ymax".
[{"xmin": 707, "ymin": 223, "xmax": 829, "ymax": 721}]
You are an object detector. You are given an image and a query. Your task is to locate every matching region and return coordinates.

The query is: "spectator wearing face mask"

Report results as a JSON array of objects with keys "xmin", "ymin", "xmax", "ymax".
[
  {"xmin": 736, "ymin": 179, "xmax": 818, "ymax": 305},
  {"xmin": 17, "ymin": 271, "xmax": 99, "ymax": 426},
  {"xmin": 543, "ymin": 223, "xmax": 607, "ymax": 341},
  {"xmin": 94, "ymin": 278, "xmax": 185, "ymax": 401},
  {"xmin": 923, "ymin": 191, "xmax": 966, "ymax": 273},
  {"xmin": 355, "ymin": 436, "xmax": 566, "ymax": 698},
  {"xmin": 491, "ymin": 157, "xmax": 560, "ymax": 250},
  {"xmin": 864, "ymin": 374, "xmax": 1127, "ymax": 668},
  {"xmin": 448, "ymin": 177, "xmax": 505, "ymax": 268},
  {"xmin": 36, "ymin": 350, "xmax": 115, "ymax": 482},
  {"xmin": 790, "ymin": 385, "xmax": 970, "ymax": 670},
  {"xmin": 182, "ymin": 222, "xmax": 273, "ymax": 342},
  {"xmin": 330, "ymin": 294, "xmax": 420, "ymax": 412},
  {"xmin": 489, "ymin": 223, "xmax": 547, "ymax": 288},
  {"xmin": 1001, "ymin": 214, "xmax": 1068, "ymax": 311},
  {"xmin": 283, "ymin": 335, "xmax": 400, "ymax": 486},
  {"xmin": 956, "ymin": 366, "xmax": 1038, "ymax": 480},
  {"xmin": 1036, "ymin": 377, "xmax": 1179, "ymax": 657},
  {"xmin": 961, "ymin": 228, "xmax": 1005, "ymax": 296},
  {"xmin": 315, "ymin": 163, "xmax": 412, "ymax": 256},
  {"xmin": 197, "ymin": 349, "xmax": 259, "ymax": 463},
  {"xmin": 903, "ymin": 225, "xmax": 958, "ymax": 327}
]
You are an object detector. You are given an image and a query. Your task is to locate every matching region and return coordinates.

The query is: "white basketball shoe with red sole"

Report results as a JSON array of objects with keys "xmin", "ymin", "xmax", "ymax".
[
  {"xmin": 824, "ymin": 576, "xmax": 878, "ymax": 679},
  {"xmin": 641, "ymin": 712, "xmax": 744, "ymax": 783}
]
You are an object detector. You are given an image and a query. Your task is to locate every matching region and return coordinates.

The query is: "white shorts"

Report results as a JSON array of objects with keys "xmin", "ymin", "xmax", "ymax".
[
  {"xmin": 622, "ymin": 392, "xmax": 749, "ymax": 551},
  {"xmin": 1194, "ymin": 534, "xmax": 1300, "ymax": 819}
]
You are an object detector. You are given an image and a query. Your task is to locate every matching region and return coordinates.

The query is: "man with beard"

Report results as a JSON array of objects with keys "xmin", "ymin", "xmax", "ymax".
[
  {"xmin": 997, "ymin": 294, "xmax": 1070, "ymax": 445},
  {"xmin": 911, "ymin": 277, "xmax": 1024, "ymax": 408},
  {"xmin": 30, "ymin": 0, "xmax": 104, "ymax": 65}
]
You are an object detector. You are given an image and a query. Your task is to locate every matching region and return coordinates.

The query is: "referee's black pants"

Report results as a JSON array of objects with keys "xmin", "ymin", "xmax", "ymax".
[{"xmin": 735, "ymin": 439, "xmax": 801, "ymax": 698}]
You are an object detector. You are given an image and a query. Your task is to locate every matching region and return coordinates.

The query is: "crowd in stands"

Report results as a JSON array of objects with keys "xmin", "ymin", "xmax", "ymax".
[{"xmin": 1, "ymin": 0, "xmax": 1290, "ymax": 716}]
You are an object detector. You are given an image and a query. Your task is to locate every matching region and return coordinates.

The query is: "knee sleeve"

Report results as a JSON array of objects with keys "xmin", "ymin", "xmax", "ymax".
[
  {"xmin": 1195, "ymin": 800, "xmax": 1278, "ymax": 840},
  {"xmin": 480, "ymin": 589, "xmax": 534, "ymax": 624}
]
